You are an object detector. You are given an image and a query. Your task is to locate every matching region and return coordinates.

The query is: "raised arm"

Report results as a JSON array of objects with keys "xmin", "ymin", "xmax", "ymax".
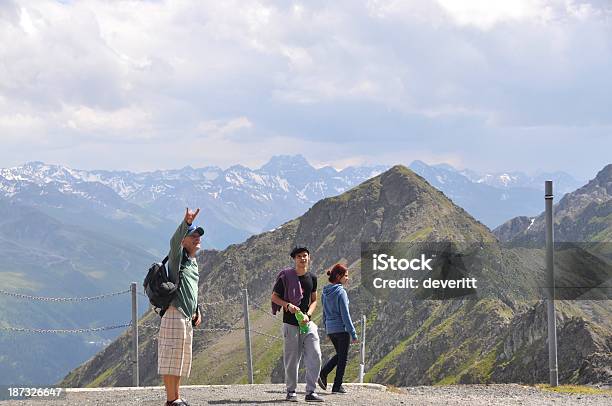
[{"xmin": 168, "ymin": 208, "xmax": 200, "ymax": 281}]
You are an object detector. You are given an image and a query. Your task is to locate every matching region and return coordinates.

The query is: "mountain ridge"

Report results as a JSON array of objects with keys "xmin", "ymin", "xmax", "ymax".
[
  {"xmin": 494, "ymin": 164, "xmax": 612, "ymax": 243},
  {"xmin": 1, "ymin": 157, "xmax": 583, "ymax": 248},
  {"xmin": 0, "ymin": 157, "xmax": 388, "ymax": 249}
]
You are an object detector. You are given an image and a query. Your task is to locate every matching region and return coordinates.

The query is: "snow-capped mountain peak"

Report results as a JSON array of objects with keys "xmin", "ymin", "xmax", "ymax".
[{"xmin": 0, "ymin": 156, "xmax": 387, "ymax": 248}]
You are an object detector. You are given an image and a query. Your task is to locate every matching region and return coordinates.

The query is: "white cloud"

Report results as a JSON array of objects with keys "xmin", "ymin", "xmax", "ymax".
[
  {"xmin": 18, "ymin": 7, "xmax": 37, "ymax": 36},
  {"xmin": 197, "ymin": 117, "xmax": 253, "ymax": 138},
  {"xmin": 436, "ymin": 0, "xmax": 547, "ymax": 29},
  {"xmin": 0, "ymin": 0, "xmax": 610, "ymax": 177},
  {"xmin": 63, "ymin": 104, "xmax": 153, "ymax": 135}
]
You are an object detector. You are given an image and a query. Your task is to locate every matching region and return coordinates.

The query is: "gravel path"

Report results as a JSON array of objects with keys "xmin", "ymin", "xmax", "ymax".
[{"xmin": 1, "ymin": 383, "xmax": 610, "ymax": 405}]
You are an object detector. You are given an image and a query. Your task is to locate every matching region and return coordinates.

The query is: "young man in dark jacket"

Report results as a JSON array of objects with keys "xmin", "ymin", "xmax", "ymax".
[{"xmin": 271, "ymin": 247, "xmax": 323, "ymax": 402}]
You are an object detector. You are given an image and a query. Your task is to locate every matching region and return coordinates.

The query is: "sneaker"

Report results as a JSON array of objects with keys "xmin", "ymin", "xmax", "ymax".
[
  {"xmin": 318, "ymin": 374, "xmax": 328, "ymax": 391},
  {"xmin": 332, "ymin": 385, "xmax": 347, "ymax": 394},
  {"xmin": 169, "ymin": 400, "xmax": 190, "ymax": 406},
  {"xmin": 286, "ymin": 392, "xmax": 298, "ymax": 402},
  {"xmin": 305, "ymin": 392, "xmax": 324, "ymax": 402}
]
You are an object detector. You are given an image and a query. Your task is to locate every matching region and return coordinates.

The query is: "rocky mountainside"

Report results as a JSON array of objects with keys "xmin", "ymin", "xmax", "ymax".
[
  {"xmin": 62, "ymin": 165, "xmax": 611, "ymax": 388},
  {"xmin": 492, "ymin": 216, "xmax": 534, "ymax": 243},
  {"xmin": 494, "ymin": 164, "xmax": 612, "ymax": 243}
]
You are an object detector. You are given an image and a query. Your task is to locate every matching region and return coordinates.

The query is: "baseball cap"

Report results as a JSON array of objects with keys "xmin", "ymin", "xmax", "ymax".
[
  {"xmin": 290, "ymin": 246, "xmax": 309, "ymax": 258},
  {"xmin": 187, "ymin": 224, "xmax": 204, "ymax": 237}
]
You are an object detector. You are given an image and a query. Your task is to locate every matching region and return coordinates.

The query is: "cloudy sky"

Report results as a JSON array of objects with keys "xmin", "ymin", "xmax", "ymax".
[{"xmin": 1, "ymin": 0, "xmax": 611, "ymax": 179}]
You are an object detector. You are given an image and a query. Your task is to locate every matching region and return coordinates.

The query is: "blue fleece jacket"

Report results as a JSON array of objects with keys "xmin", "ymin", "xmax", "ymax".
[{"xmin": 322, "ymin": 283, "xmax": 357, "ymax": 340}]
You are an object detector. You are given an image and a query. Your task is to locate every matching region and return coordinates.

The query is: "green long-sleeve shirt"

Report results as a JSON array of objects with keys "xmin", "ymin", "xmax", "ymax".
[{"xmin": 168, "ymin": 220, "xmax": 199, "ymax": 318}]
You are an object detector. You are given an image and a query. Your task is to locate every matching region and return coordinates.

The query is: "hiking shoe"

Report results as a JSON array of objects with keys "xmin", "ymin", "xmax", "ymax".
[
  {"xmin": 318, "ymin": 374, "xmax": 328, "ymax": 391},
  {"xmin": 286, "ymin": 392, "xmax": 298, "ymax": 402},
  {"xmin": 332, "ymin": 385, "xmax": 347, "ymax": 394},
  {"xmin": 305, "ymin": 392, "xmax": 324, "ymax": 402}
]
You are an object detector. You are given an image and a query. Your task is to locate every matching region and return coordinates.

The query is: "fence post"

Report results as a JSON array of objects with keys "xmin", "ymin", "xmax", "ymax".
[
  {"xmin": 130, "ymin": 282, "xmax": 139, "ymax": 387},
  {"xmin": 243, "ymin": 288, "xmax": 254, "ymax": 384},
  {"xmin": 359, "ymin": 314, "xmax": 366, "ymax": 383},
  {"xmin": 545, "ymin": 181, "xmax": 559, "ymax": 386}
]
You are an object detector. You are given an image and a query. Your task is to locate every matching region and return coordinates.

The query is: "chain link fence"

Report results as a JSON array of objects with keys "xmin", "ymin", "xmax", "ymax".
[
  {"xmin": 0, "ymin": 323, "xmax": 132, "ymax": 334},
  {"xmin": 0, "ymin": 288, "xmax": 131, "ymax": 302},
  {"xmin": 0, "ymin": 284, "xmax": 367, "ymax": 386}
]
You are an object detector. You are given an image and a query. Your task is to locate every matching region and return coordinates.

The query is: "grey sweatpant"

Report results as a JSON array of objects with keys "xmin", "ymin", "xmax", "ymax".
[{"xmin": 282, "ymin": 322, "xmax": 322, "ymax": 394}]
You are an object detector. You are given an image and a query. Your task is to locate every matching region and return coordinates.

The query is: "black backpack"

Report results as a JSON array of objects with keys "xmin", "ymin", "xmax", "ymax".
[{"xmin": 143, "ymin": 256, "xmax": 183, "ymax": 318}]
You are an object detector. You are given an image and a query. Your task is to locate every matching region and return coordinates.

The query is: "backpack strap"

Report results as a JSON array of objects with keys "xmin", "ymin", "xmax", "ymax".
[
  {"xmin": 162, "ymin": 253, "xmax": 184, "ymax": 285},
  {"xmin": 159, "ymin": 254, "xmax": 186, "ymax": 318}
]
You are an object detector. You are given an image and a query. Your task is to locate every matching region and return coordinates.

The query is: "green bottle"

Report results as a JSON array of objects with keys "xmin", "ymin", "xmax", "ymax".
[{"xmin": 295, "ymin": 310, "xmax": 310, "ymax": 334}]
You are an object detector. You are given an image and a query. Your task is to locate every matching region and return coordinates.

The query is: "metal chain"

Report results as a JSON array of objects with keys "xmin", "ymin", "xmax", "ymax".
[
  {"xmin": 139, "ymin": 323, "xmax": 243, "ymax": 334},
  {"xmin": 199, "ymin": 327, "xmax": 243, "ymax": 333},
  {"xmin": 0, "ymin": 323, "xmax": 131, "ymax": 334},
  {"xmin": 248, "ymin": 328, "xmax": 282, "ymax": 341},
  {"xmin": 0, "ymin": 288, "xmax": 131, "ymax": 302},
  {"xmin": 139, "ymin": 289, "xmax": 242, "ymax": 307},
  {"xmin": 138, "ymin": 323, "xmax": 160, "ymax": 329},
  {"xmin": 250, "ymin": 300, "xmax": 361, "ymax": 328},
  {"xmin": 250, "ymin": 303, "xmax": 282, "ymax": 324}
]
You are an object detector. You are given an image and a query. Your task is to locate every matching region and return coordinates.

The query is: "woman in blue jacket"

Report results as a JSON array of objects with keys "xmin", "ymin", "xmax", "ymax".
[{"xmin": 319, "ymin": 263, "xmax": 357, "ymax": 394}]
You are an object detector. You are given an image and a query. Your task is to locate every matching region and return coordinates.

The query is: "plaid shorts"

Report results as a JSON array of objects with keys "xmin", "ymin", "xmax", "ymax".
[{"xmin": 157, "ymin": 306, "xmax": 193, "ymax": 377}]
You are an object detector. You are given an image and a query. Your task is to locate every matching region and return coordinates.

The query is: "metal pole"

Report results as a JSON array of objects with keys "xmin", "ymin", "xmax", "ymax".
[
  {"xmin": 359, "ymin": 315, "xmax": 366, "ymax": 383},
  {"xmin": 243, "ymin": 288, "xmax": 254, "ymax": 384},
  {"xmin": 130, "ymin": 282, "xmax": 139, "ymax": 387},
  {"xmin": 545, "ymin": 181, "xmax": 558, "ymax": 387}
]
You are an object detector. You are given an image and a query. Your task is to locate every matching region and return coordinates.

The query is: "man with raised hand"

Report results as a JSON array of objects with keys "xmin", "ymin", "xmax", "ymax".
[
  {"xmin": 158, "ymin": 208, "xmax": 203, "ymax": 406},
  {"xmin": 271, "ymin": 247, "xmax": 324, "ymax": 402}
]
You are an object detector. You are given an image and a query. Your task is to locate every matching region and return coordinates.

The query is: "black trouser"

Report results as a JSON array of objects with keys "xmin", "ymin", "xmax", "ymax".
[{"xmin": 320, "ymin": 332, "xmax": 350, "ymax": 389}]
